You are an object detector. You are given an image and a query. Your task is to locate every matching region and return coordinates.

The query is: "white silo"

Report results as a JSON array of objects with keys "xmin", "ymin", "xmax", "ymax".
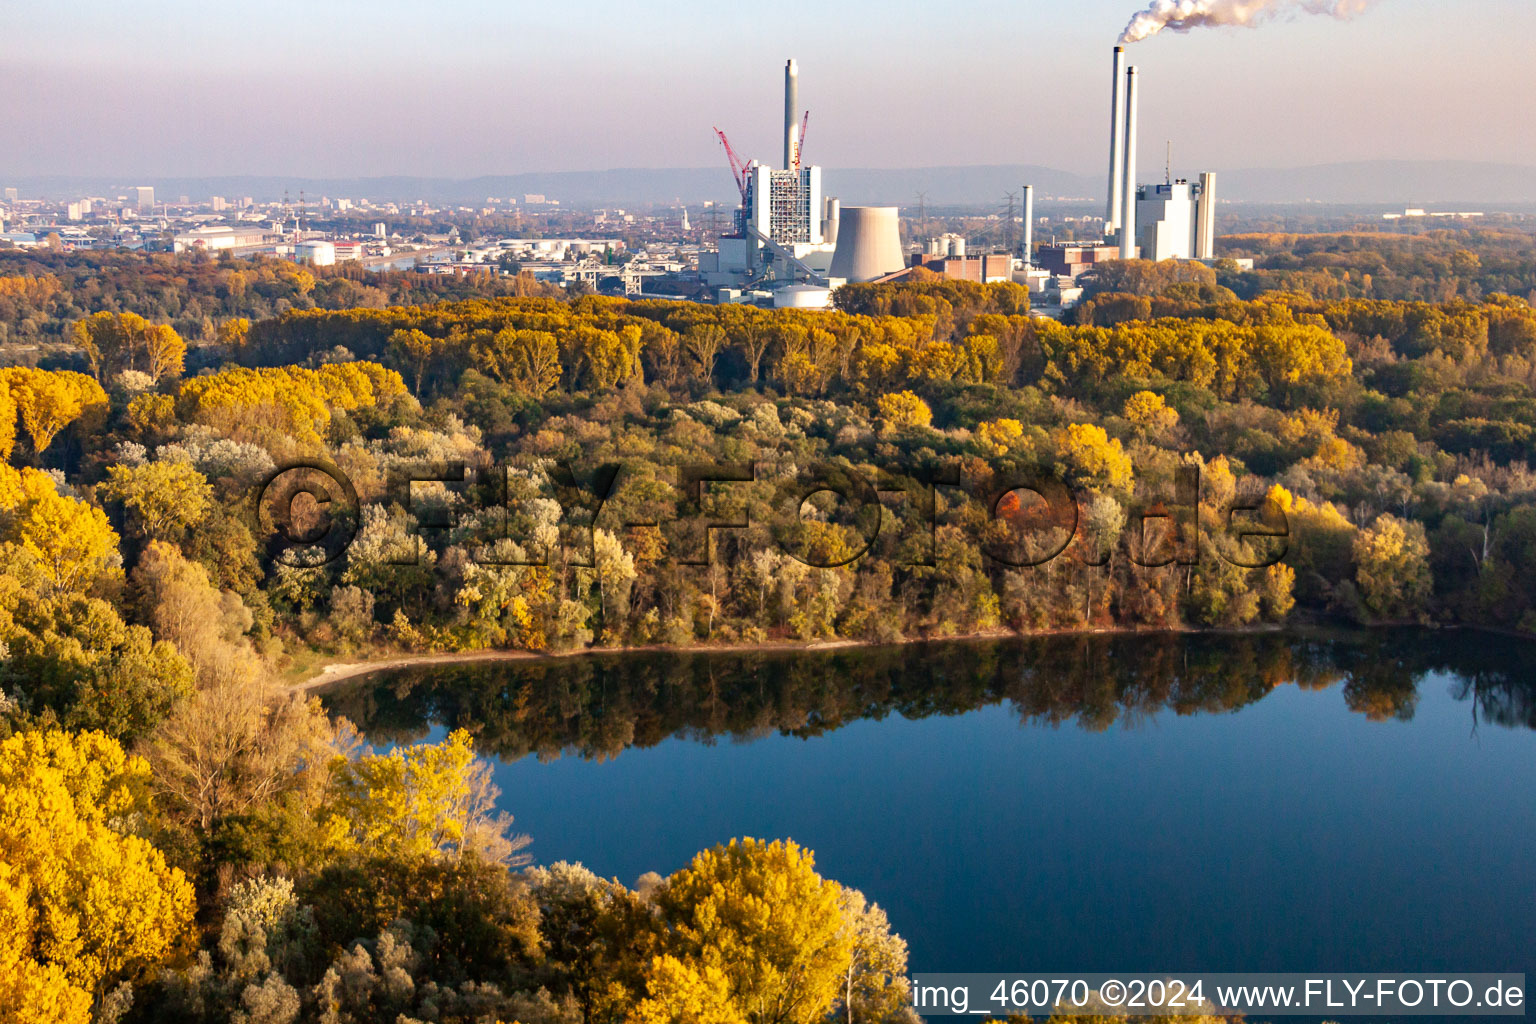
[
  {"xmin": 296, "ymin": 240, "xmax": 336, "ymax": 266},
  {"xmin": 829, "ymin": 207, "xmax": 905, "ymax": 283}
]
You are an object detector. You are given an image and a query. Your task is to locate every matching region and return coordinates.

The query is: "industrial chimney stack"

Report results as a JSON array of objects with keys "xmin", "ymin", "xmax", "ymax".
[
  {"xmin": 1119, "ymin": 65, "xmax": 1139, "ymax": 260},
  {"xmin": 1106, "ymin": 46, "xmax": 1127, "ymax": 240},
  {"xmin": 784, "ymin": 59, "xmax": 799, "ymax": 170},
  {"xmin": 1195, "ymin": 172, "xmax": 1217, "ymax": 259},
  {"xmin": 1021, "ymin": 184, "xmax": 1035, "ymax": 265}
]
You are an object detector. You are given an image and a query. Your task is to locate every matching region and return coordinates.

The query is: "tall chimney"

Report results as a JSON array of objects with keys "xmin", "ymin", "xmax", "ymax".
[
  {"xmin": 1195, "ymin": 171, "xmax": 1217, "ymax": 259},
  {"xmin": 784, "ymin": 59, "xmax": 799, "ymax": 170},
  {"xmin": 1021, "ymin": 184, "xmax": 1034, "ymax": 265},
  {"xmin": 1120, "ymin": 65, "xmax": 1139, "ymax": 260},
  {"xmin": 1106, "ymin": 46, "xmax": 1127, "ymax": 241}
]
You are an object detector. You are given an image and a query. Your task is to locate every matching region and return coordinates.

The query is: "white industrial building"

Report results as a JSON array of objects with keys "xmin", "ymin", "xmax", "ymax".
[
  {"xmin": 1132, "ymin": 173, "xmax": 1215, "ymax": 262},
  {"xmin": 172, "ymin": 225, "xmax": 269, "ymax": 252}
]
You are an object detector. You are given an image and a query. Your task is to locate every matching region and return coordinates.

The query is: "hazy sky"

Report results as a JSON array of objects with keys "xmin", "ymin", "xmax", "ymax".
[{"xmin": 4, "ymin": 0, "xmax": 1534, "ymax": 178}]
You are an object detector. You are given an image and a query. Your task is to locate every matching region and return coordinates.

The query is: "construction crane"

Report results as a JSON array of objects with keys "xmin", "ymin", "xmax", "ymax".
[
  {"xmin": 793, "ymin": 110, "xmax": 810, "ymax": 170},
  {"xmin": 713, "ymin": 127, "xmax": 751, "ymax": 208}
]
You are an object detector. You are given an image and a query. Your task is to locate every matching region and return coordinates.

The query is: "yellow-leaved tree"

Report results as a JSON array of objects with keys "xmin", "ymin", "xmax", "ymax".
[
  {"xmin": 0, "ymin": 465, "xmax": 120, "ymax": 595},
  {"xmin": 0, "ymin": 730, "xmax": 194, "ymax": 1020},
  {"xmin": 1053, "ymin": 422, "xmax": 1134, "ymax": 493},
  {"xmin": 0, "ymin": 368, "xmax": 107, "ymax": 457},
  {"xmin": 0, "ymin": 384, "xmax": 15, "ymax": 463},
  {"xmin": 69, "ymin": 311, "xmax": 187, "ymax": 383},
  {"xmin": 99, "ymin": 460, "xmax": 214, "ymax": 540},
  {"xmin": 639, "ymin": 838, "xmax": 854, "ymax": 1024},
  {"xmin": 322, "ymin": 728, "xmax": 530, "ymax": 867},
  {"xmin": 876, "ymin": 390, "xmax": 932, "ymax": 431}
]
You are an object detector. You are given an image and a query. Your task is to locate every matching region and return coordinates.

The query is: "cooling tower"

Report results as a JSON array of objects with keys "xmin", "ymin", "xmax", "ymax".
[
  {"xmin": 1119, "ymin": 65, "xmax": 1139, "ymax": 260},
  {"xmin": 1106, "ymin": 46, "xmax": 1127, "ymax": 239},
  {"xmin": 829, "ymin": 206, "xmax": 905, "ymax": 283}
]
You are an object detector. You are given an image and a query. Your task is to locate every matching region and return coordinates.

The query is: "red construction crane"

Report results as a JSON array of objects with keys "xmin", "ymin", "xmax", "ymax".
[
  {"xmin": 713, "ymin": 127, "xmax": 751, "ymax": 207},
  {"xmin": 794, "ymin": 110, "xmax": 809, "ymax": 170}
]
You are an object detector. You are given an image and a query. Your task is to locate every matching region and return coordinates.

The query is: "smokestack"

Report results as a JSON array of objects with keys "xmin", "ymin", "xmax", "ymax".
[
  {"xmin": 1106, "ymin": 46, "xmax": 1127, "ymax": 240},
  {"xmin": 1195, "ymin": 172, "xmax": 1217, "ymax": 259},
  {"xmin": 1022, "ymin": 184, "xmax": 1034, "ymax": 265},
  {"xmin": 1120, "ymin": 65, "xmax": 1139, "ymax": 260},
  {"xmin": 784, "ymin": 59, "xmax": 799, "ymax": 170},
  {"xmin": 824, "ymin": 196, "xmax": 840, "ymax": 245}
]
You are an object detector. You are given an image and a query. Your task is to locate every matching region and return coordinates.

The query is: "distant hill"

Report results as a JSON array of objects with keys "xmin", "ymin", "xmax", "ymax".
[
  {"xmin": 4, "ymin": 160, "xmax": 1531, "ymax": 208},
  {"xmin": 1216, "ymin": 161, "xmax": 1536, "ymax": 205},
  {"xmin": 0, "ymin": 166, "xmax": 1098, "ymax": 208}
]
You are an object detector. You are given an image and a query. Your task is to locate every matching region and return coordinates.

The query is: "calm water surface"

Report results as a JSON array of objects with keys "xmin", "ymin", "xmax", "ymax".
[{"xmin": 324, "ymin": 629, "xmax": 1536, "ymax": 977}]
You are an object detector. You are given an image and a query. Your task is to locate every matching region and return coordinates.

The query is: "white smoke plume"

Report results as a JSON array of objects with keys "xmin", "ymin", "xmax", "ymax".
[{"xmin": 1119, "ymin": 0, "xmax": 1374, "ymax": 44}]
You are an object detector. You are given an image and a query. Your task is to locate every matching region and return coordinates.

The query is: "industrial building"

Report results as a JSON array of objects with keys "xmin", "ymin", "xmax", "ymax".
[
  {"xmin": 1036, "ymin": 242, "xmax": 1122, "ymax": 279},
  {"xmin": 172, "ymin": 225, "xmax": 269, "ymax": 253},
  {"xmin": 698, "ymin": 59, "xmax": 842, "ymax": 296}
]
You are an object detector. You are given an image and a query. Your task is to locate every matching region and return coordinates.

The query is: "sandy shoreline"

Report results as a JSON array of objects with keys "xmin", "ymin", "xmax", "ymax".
[
  {"xmin": 294, "ymin": 635, "xmax": 890, "ymax": 693},
  {"xmin": 291, "ymin": 622, "xmax": 1334, "ymax": 694}
]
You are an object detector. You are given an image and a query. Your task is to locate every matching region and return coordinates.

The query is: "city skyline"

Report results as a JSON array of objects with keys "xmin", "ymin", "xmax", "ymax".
[{"xmin": 5, "ymin": 0, "xmax": 1535, "ymax": 178}]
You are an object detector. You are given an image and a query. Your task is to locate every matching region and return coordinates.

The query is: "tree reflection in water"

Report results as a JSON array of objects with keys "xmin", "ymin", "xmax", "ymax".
[{"xmin": 321, "ymin": 629, "xmax": 1536, "ymax": 763}]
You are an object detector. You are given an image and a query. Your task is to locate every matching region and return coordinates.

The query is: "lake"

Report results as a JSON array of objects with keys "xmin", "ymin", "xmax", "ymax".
[{"xmin": 322, "ymin": 628, "xmax": 1536, "ymax": 979}]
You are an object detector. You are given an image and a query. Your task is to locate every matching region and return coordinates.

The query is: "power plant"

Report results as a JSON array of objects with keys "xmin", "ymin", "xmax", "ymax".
[
  {"xmin": 1102, "ymin": 46, "xmax": 1218, "ymax": 263},
  {"xmin": 699, "ymin": 47, "xmax": 1228, "ymax": 309},
  {"xmin": 697, "ymin": 58, "xmax": 840, "ymax": 300}
]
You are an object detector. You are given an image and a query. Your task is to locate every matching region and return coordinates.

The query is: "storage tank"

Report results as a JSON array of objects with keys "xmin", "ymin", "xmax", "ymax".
[
  {"xmin": 829, "ymin": 207, "xmax": 905, "ymax": 283},
  {"xmin": 773, "ymin": 284, "xmax": 833, "ymax": 309},
  {"xmin": 295, "ymin": 240, "xmax": 336, "ymax": 266}
]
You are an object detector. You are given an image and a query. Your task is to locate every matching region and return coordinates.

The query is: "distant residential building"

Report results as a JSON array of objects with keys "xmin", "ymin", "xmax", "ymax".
[
  {"xmin": 3, "ymin": 188, "xmax": 16, "ymax": 203},
  {"xmin": 522, "ymin": 194, "xmax": 546, "ymax": 205},
  {"xmin": 67, "ymin": 202, "xmax": 83, "ymax": 221},
  {"xmin": 211, "ymin": 196, "xmax": 228, "ymax": 212},
  {"xmin": 135, "ymin": 186, "xmax": 155, "ymax": 213}
]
